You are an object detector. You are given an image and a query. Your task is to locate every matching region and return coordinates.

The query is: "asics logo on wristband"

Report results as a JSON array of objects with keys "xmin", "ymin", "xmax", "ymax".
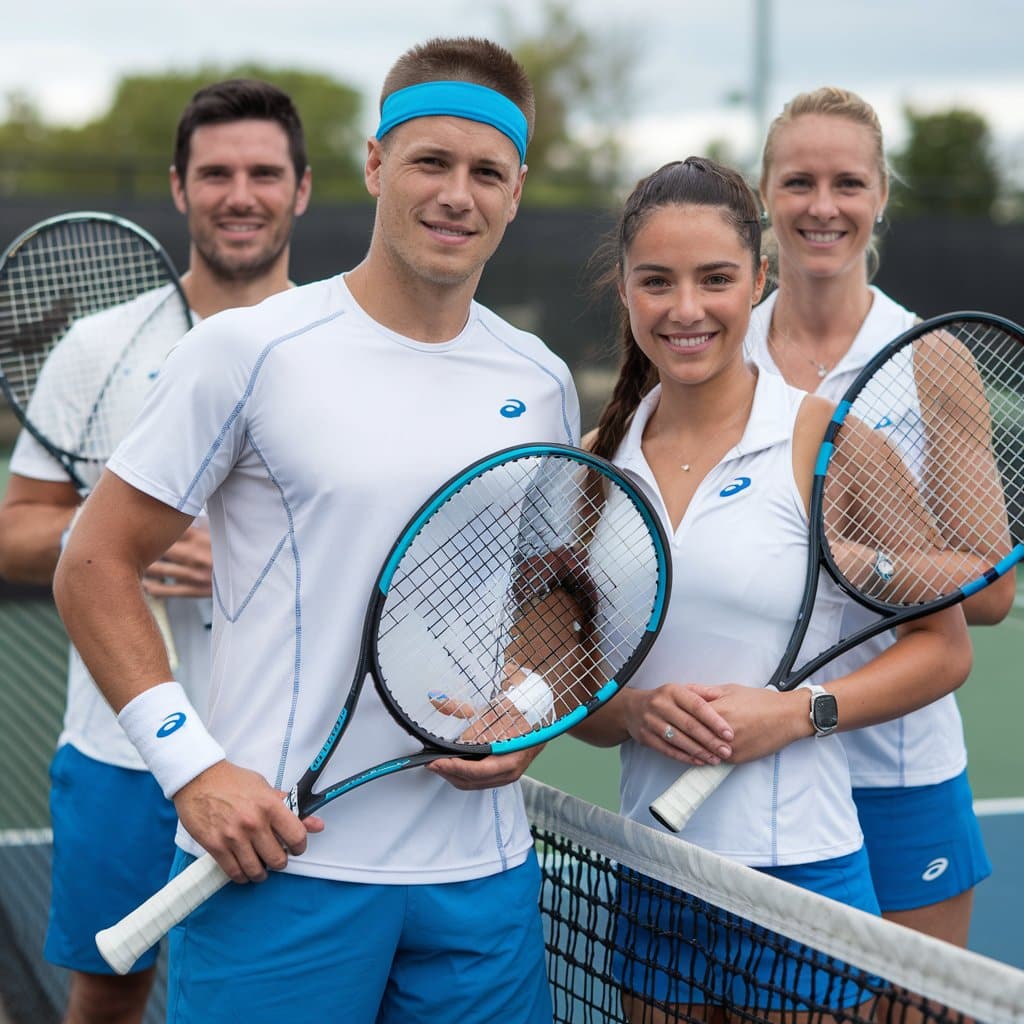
[{"xmin": 156, "ymin": 712, "xmax": 188, "ymax": 738}]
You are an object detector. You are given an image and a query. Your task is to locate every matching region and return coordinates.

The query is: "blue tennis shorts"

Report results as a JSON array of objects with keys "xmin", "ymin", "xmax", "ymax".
[
  {"xmin": 166, "ymin": 847, "xmax": 551, "ymax": 1024},
  {"xmin": 44, "ymin": 743, "xmax": 178, "ymax": 974},
  {"xmin": 853, "ymin": 769, "xmax": 992, "ymax": 912},
  {"xmin": 613, "ymin": 846, "xmax": 881, "ymax": 1013}
]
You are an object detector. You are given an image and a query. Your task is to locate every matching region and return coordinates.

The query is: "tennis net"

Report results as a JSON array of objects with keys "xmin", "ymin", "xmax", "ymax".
[{"xmin": 523, "ymin": 775, "xmax": 1024, "ymax": 1024}]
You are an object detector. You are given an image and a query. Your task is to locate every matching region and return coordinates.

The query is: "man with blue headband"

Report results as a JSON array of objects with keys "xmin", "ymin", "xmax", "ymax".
[{"xmin": 55, "ymin": 36, "xmax": 578, "ymax": 1023}]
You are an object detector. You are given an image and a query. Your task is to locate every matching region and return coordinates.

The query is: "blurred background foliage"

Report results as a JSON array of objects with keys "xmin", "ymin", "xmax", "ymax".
[{"xmin": 0, "ymin": 0, "xmax": 1016, "ymax": 218}]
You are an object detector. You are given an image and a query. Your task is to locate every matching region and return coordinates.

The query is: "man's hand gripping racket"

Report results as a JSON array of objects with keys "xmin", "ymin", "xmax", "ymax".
[
  {"xmin": 650, "ymin": 312, "xmax": 1024, "ymax": 832},
  {"xmin": 0, "ymin": 211, "xmax": 194, "ymax": 665},
  {"xmin": 96, "ymin": 442, "xmax": 672, "ymax": 974}
]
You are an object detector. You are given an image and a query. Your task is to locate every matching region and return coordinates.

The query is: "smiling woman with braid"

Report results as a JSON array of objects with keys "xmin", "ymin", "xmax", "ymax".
[{"xmin": 571, "ymin": 155, "xmax": 971, "ymax": 1022}]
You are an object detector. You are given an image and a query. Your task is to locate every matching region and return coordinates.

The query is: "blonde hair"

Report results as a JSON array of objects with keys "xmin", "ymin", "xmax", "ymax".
[
  {"xmin": 759, "ymin": 86, "xmax": 888, "ymax": 281},
  {"xmin": 760, "ymin": 85, "xmax": 887, "ymax": 194}
]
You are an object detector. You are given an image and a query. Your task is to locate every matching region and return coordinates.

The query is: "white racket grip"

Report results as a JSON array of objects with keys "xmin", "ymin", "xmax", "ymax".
[
  {"xmin": 648, "ymin": 762, "xmax": 735, "ymax": 832},
  {"xmin": 95, "ymin": 852, "xmax": 229, "ymax": 974},
  {"xmin": 145, "ymin": 593, "xmax": 179, "ymax": 672}
]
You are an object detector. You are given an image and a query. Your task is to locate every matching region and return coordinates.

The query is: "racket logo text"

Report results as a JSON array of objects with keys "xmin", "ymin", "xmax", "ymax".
[
  {"xmin": 719, "ymin": 477, "xmax": 752, "ymax": 498},
  {"xmin": 324, "ymin": 758, "xmax": 412, "ymax": 801},
  {"xmin": 156, "ymin": 712, "xmax": 187, "ymax": 738},
  {"xmin": 310, "ymin": 710, "xmax": 348, "ymax": 771},
  {"xmin": 500, "ymin": 398, "xmax": 527, "ymax": 418}
]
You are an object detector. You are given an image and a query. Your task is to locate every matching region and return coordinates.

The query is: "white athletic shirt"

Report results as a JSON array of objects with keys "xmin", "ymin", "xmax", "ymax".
[
  {"xmin": 108, "ymin": 274, "xmax": 580, "ymax": 884},
  {"xmin": 9, "ymin": 287, "xmax": 211, "ymax": 771},
  {"xmin": 746, "ymin": 286, "xmax": 968, "ymax": 787},
  {"xmin": 610, "ymin": 371, "xmax": 862, "ymax": 866}
]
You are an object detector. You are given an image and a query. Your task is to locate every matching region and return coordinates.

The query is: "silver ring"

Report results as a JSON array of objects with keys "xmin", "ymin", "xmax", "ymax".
[{"xmin": 664, "ymin": 725, "xmax": 675, "ymax": 742}]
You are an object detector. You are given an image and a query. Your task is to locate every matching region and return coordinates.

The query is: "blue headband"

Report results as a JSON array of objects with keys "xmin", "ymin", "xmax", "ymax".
[{"xmin": 376, "ymin": 81, "xmax": 528, "ymax": 164}]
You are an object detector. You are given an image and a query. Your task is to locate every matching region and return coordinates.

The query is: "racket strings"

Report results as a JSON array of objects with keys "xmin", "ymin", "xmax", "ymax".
[
  {"xmin": 0, "ymin": 218, "xmax": 189, "ymax": 473},
  {"xmin": 376, "ymin": 454, "xmax": 665, "ymax": 746},
  {"xmin": 823, "ymin": 319, "xmax": 1023, "ymax": 606}
]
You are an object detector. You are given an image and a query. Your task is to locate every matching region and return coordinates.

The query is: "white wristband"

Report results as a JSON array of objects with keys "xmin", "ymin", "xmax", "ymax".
[
  {"xmin": 117, "ymin": 682, "xmax": 225, "ymax": 799},
  {"xmin": 505, "ymin": 671, "xmax": 555, "ymax": 728}
]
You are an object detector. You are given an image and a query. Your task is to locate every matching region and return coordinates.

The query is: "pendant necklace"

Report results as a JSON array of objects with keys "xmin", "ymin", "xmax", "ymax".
[{"xmin": 768, "ymin": 323, "xmax": 834, "ymax": 380}]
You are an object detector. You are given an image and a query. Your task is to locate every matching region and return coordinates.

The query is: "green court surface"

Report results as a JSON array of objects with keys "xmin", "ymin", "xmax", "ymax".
[{"xmin": 528, "ymin": 609, "xmax": 1024, "ymax": 808}]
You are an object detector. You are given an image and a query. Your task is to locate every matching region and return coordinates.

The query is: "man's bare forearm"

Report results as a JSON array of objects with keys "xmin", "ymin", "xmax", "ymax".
[{"xmin": 0, "ymin": 475, "xmax": 79, "ymax": 584}]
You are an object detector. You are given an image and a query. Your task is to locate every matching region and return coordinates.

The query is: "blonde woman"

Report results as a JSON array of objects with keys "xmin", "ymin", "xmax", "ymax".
[{"xmin": 745, "ymin": 86, "xmax": 1013, "ymax": 947}]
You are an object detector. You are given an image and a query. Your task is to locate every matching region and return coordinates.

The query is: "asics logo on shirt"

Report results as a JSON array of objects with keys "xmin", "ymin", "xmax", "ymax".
[
  {"xmin": 921, "ymin": 857, "xmax": 950, "ymax": 882},
  {"xmin": 157, "ymin": 712, "xmax": 187, "ymax": 738},
  {"xmin": 500, "ymin": 398, "xmax": 527, "ymax": 418},
  {"xmin": 719, "ymin": 477, "xmax": 752, "ymax": 498}
]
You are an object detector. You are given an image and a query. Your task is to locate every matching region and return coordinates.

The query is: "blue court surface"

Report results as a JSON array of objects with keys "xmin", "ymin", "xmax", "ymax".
[{"xmin": 971, "ymin": 803, "xmax": 1024, "ymax": 967}]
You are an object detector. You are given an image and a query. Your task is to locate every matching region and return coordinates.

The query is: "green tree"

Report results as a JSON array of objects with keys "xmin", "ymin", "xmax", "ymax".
[
  {"xmin": 499, "ymin": 0, "xmax": 637, "ymax": 205},
  {"xmin": 892, "ymin": 106, "xmax": 1001, "ymax": 218},
  {"xmin": 0, "ymin": 67, "xmax": 365, "ymax": 200}
]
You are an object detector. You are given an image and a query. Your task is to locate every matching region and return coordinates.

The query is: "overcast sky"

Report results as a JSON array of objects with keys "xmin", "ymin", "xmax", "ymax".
[{"xmin": 4, "ymin": 0, "xmax": 1023, "ymax": 180}]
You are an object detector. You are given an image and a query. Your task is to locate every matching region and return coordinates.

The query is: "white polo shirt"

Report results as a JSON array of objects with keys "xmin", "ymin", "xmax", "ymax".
[
  {"xmin": 609, "ymin": 371, "xmax": 861, "ymax": 866},
  {"xmin": 746, "ymin": 286, "xmax": 968, "ymax": 787}
]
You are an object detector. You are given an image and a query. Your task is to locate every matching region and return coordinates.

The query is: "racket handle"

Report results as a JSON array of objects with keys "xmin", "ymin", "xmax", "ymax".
[
  {"xmin": 648, "ymin": 763, "xmax": 735, "ymax": 832},
  {"xmin": 95, "ymin": 852, "xmax": 228, "ymax": 974},
  {"xmin": 145, "ymin": 593, "xmax": 179, "ymax": 672}
]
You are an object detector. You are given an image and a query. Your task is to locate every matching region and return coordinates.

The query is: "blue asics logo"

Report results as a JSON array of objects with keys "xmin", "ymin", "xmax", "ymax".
[
  {"xmin": 719, "ymin": 477, "xmax": 751, "ymax": 498},
  {"xmin": 157, "ymin": 712, "xmax": 187, "ymax": 738},
  {"xmin": 500, "ymin": 398, "xmax": 527, "ymax": 418}
]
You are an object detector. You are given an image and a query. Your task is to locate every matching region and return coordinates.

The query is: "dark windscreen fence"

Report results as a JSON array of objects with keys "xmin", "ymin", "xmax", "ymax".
[{"xmin": 0, "ymin": 586, "xmax": 67, "ymax": 1023}]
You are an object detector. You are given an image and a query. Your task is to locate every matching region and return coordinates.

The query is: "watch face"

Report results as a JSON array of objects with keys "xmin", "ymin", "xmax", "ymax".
[{"xmin": 813, "ymin": 693, "xmax": 839, "ymax": 731}]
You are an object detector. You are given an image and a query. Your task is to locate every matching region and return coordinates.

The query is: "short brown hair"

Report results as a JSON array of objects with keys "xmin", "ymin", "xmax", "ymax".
[
  {"xmin": 380, "ymin": 37, "xmax": 535, "ymax": 143},
  {"xmin": 173, "ymin": 78, "xmax": 307, "ymax": 183}
]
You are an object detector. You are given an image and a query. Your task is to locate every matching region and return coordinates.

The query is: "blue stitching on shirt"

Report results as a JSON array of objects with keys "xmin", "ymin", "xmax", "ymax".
[
  {"xmin": 481, "ymin": 320, "xmax": 576, "ymax": 444},
  {"xmin": 244, "ymin": 429, "xmax": 303, "ymax": 792},
  {"xmin": 897, "ymin": 716, "xmax": 906, "ymax": 788},
  {"xmin": 770, "ymin": 751, "xmax": 782, "ymax": 865},
  {"xmin": 491, "ymin": 788, "xmax": 509, "ymax": 870},
  {"xmin": 212, "ymin": 532, "xmax": 289, "ymax": 623},
  {"xmin": 176, "ymin": 308, "xmax": 348, "ymax": 513}
]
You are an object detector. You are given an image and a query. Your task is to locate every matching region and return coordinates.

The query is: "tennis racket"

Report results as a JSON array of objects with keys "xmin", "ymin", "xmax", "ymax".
[
  {"xmin": 95, "ymin": 441, "xmax": 672, "ymax": 974},
  {"xmin": 0, "ymin": 211, "xmax": 194, "ymax": 665},
  {"xmin": 650, "ymin": 311, "xmax": 1024, "ymax": 832}
]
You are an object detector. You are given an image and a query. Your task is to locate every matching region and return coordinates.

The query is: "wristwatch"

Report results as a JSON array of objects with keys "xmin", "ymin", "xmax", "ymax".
[{"xmin": 808, "ymin": 684, "xmax": 838, "ymax": 737}]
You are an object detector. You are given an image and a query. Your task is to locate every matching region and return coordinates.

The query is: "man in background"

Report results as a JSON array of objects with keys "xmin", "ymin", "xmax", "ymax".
[{"xmin": 0, "ymin": 77, "xmax": 311, "ymax": 1024}]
